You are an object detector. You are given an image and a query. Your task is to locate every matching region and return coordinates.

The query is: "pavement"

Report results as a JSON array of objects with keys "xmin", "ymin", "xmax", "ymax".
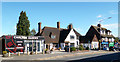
[{"xmin": 1, "ymin": 50, "xmax": 119, "ymax": 61}]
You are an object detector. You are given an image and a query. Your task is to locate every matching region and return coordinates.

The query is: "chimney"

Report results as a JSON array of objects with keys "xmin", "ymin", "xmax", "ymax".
[
  {"xmin": 38, "ymin": 22, "xmax": 42, "ymax": 33},
  {"xmin": 57, "ymin": 21, "xmax": 60, "ymax": 29},
  {"xmin": 97, "ymin": 24, "xmax": 101, "ymax": 27},
  {"xmin": 67, "ymin": 24, "xmax": 73, "ymax": 29}
]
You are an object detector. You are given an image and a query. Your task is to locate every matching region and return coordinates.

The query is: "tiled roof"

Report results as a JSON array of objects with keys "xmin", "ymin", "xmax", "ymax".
[
  {"xmin": 36, "ymin": 26, "xmax": 81, "ymax": 43},
  {"xmin": 92, "ymin": 25, "xmax": 114, "ymax": 38}
]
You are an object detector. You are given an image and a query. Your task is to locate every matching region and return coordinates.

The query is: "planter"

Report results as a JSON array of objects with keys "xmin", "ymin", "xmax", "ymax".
[
  {"xmin": 30, "ymin": 51, "xmax": 34, "ymax": 55},
  {"xmin": 45, "ymin": 50, "xmax": 50, "ymax": 54},
  {"xmin": 3, "ymin": 54, "xmax": 8, "ymax": 57}
]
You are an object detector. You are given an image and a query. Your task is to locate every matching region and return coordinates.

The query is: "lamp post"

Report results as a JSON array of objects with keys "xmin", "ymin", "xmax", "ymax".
[{"xmin": 98, "ymin": 17, "xmax": 112, "ymax": 50}]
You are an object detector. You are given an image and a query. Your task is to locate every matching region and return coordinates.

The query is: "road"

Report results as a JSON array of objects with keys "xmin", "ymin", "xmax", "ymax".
[
  {"xmin": 1, "ymin": 51, "xmax": 120, "ymax": 62},
  {"xmin": 51, "ymin": 52, "xmax": 120, "ymax": 62}
]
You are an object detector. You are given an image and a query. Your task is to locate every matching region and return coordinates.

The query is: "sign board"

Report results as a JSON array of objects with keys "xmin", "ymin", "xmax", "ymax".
[{"xmin": 109, "ymin": 42, "xmax": 114, "ymax": 47}]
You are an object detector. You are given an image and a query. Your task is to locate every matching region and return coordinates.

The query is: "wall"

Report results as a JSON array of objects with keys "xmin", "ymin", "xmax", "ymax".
[{"xmin": 64, "ymin": 29, "xmax": 79, "ymax": 47}]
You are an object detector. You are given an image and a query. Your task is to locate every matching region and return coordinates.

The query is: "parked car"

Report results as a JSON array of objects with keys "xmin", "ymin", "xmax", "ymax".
[{"xmin": 109, "ymin": 46, "xmax": 119, "ymax": 51}]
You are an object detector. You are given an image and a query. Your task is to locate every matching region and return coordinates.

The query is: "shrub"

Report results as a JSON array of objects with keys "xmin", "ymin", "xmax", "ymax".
[
  {"xmin": 70, "ymin": 47, "xmax": 76, "ymax": 51},
  {"xmin": 45, "ymin": 48, "xmax": 48, "ymax": 51},
  {"xmin": 86, "ymin": 47, "xmax": 89, "ymax": 50},
  {"xmin": 58, "ymin": 47, "xmax": 61, "ymax": 50},
  {"xmin": 79, "ymin": 45, "xmax": 84, "ymax": 50},
  {"xmin": 95, "ymin": 48, "xmax": 97, "ymax": 50},
  {"xmin": 3, "ymin": 51, "xmax": 7, "ymax": 54}
]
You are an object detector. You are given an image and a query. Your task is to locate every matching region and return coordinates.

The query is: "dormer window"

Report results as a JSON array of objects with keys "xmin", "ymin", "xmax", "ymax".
[
  {"xmin": 104, "ymin": 30, "xmax": 105, "ymax": 35},
  {"xmin": 100, "ymin": 30, "xmax": 102, "ymax": 34},
  {"xmin": 51, "ymin": 35, "xmax": 56, "ymax": 39},
  {"xmin": 108, "ymin": 32, "xmax": 109, "ymax": 35},
  {"xmin": 49, "ymin": 32, "xmax": 56, "ymax": 39}
]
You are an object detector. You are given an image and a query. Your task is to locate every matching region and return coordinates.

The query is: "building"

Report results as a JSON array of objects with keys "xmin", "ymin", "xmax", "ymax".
[
  {"xmin": 80, "ymin": 35, "xmax": 99, "ymax": 49},
  {"xmin": 86, "ymin": 24, "xmax": 115, "ymax": 50},
  {"xmin": 36, "ymin": 22, "xmax": 81, "ymax": 50},
  {"xmin": 1, "ymin": 35, "xmax": 44, "ymax": 54},
  {"xmin": 0, "ymin": 37, "xmax": 2, "ymax": 54}
]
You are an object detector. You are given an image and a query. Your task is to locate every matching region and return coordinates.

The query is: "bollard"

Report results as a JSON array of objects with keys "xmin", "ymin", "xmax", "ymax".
[
  {"xmin": 43, "ymin": 49, "xmax": 45, "ymax": 54},
  {"xmin": 35, "ymin": 50, "xmax": 37, "ymax": 54},
  {"xmin": 8, "ymin": 52, "xmax": 10, "ymax": 57},
  {"xmin": 27, "ymin": 51, "xmax": 29, "ymax": 55},
  {"xmin": 18, "ymin": 52, "xmax": 20, "ymax": 56}
]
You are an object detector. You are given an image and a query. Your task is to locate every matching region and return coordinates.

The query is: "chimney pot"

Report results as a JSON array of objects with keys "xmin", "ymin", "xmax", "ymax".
[
  {"xmin": 97, "ymin": 24, "xmax": 101, "ymax": 27},
  {"xmin": 68, "ymin": 24, "xmax": 73, "ymax": 29}
]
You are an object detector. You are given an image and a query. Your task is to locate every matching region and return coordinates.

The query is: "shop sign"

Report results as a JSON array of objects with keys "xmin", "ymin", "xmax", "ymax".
[
  {"xmin": 16, "ymin": 41, "xmax": 23, "ymax": 43},
  {"xmin": 14, "ymin": 36, "xmax": 27, "ymax": 39},
  {"xmin": 109, "ymin": 42, "xmax": 114, "ymax": 47},
  {"xmin": 101, "ymin": 42, "xmax": 108, "ymax": 44},
  {"xmin": 28, "ymin": 36, "xmax": 38, "ymax": 39}
]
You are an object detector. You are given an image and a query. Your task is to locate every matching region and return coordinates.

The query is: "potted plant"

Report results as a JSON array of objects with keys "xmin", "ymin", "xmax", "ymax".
[
  {"xmin": 30, "ymin": 51, "xmax": 34, "ymax": 55},
  {"xmin": 45, "ymin": 49, "xmax": 48, "ymax": 53},
  {"xmin": 58, "ymin": 47, "xmax": 61, "ymax": 50},
  {"xmin": 3, "ymin": 51, "xmax": 7, "ymax": 57}
]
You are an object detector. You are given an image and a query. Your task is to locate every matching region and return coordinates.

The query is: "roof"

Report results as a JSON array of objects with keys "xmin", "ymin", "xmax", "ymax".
[
  {"xmin": 80, "ymin": 35, "xmax": 98, "ymax": 43},
  {"xmin": 41, "ymin": 26, "xmax": 60, "ymax": 44},
  {"xmin": 80, "ymin": 36, "xmax": 93, "ymax": 43},
  {"xmin": 73, "ymin": 29, "xmax": 82, "ymax": 36},
  {"xmin": 36, "ymin": 26, "xmax": 81, "ymax": 44},
  {"xmin": 59, "ymin": 29, "xmax": 71, "ymax": 43},
  {"xmin": 91, "ymin": 25, "xmax": 114, "ymax": 38}
]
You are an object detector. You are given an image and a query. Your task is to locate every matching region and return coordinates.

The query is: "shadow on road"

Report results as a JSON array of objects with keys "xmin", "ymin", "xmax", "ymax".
[{"xmin": 67, "ymin": 52, "xmax": 120, "ymax": 62}]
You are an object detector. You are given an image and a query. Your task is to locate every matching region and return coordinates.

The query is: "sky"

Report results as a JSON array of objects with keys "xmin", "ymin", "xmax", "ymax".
[{"xmin": 1, "ymin": 2, "xmax": 118, "ymax": 37}]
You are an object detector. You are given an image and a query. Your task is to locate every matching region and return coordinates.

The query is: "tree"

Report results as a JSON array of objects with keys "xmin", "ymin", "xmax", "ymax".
[
  {"xmin": 30, "ymin": 29, "xmax": 36, "ymax": 36},
  {"xmin": 16, "ymin": 11, "xmax": 30, "ymax": 36},
  {"xmin": 114, "ymin": 37, "xmax": 119, "ymax": 42}
]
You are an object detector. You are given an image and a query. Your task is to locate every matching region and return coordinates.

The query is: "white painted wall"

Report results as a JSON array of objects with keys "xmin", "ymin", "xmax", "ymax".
[
  {"xmin": 64, "ymin": 29, "xmax": 79, "ymax": 47},
  {"xmin": 91, "ymin": 42, "xmax": 99, "ymax": 49},
  {"xmin": 50, "ymin": 43, "xmax": 53, "ymax": 50}
]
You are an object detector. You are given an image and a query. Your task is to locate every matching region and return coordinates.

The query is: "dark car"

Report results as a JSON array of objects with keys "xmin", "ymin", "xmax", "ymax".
[
  {"xmin": 109, "ymin": 46, "xmax": 114, "ymax": 51},
  {"xmin": 109, "ymin": 46, "xmax": 119, "ymax": 51}
]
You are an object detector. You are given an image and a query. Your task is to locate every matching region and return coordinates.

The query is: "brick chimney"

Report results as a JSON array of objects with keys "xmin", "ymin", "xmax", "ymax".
[
  {"xmin": 57, "ymin": 21, "xmax": 60, "ymax": 29},
  {"xmin": 38, "ymin": 22, "xmax": 42, "ymax": 33},
  {"xmin": 68, "ymin": 24, "xmax": 73, "ymax": 29}
]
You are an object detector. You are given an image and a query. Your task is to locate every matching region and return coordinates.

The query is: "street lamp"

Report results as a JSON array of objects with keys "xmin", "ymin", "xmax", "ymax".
[{"xmin": 98, "ymin": 17, "xmax": 112, "ymax": 50}]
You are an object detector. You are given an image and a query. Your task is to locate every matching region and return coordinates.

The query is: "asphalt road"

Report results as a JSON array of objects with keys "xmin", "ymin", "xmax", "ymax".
[
  {"xmin": 52, "ymin": 52, "xmax": 120, "ymax": 62},
  {"xmin": 1, "ymin": 52, "xmax": 120, "ymax": 62}
]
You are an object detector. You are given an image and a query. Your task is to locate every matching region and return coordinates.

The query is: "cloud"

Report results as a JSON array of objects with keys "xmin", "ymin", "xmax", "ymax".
[
  {"xmin": 102, "ymin": 23, "xmax": 118, "ymax": 29},
  {"xmin": 97, "ymin": 15, "xmax": 102, "ymax": 18},
  {"xmin": 109, "ymin": 10, "xmax": 118, "ymax": 14}
]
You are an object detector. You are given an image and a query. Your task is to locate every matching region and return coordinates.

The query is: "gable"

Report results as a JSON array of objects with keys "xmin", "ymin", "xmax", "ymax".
[
  {"xmin": 92, "ymin": 35, "xmax": 98, "ymax": 42},
  {"xmin": 64, "ymin": 29, "xmax": 76, "ymax": 42}
]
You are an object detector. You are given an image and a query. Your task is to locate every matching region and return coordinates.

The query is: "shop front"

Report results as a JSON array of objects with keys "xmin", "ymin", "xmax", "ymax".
[
  {"xmin": 101, "ymin": 42, "xmax": 109, "ymax": 50},
  {"xmin": 2, "ymin": 35, "xmax": 44, "ymax": 54},
  {"xmin": 109, "ymin": 42, "xmax": 114, "ymax": 47}
]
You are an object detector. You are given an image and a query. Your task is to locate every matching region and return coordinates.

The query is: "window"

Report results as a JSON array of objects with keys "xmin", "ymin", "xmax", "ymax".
[
  {"xmin": 70, "ymin": 35, "xmax": 74, "ymax": 39},
  {"xmin": 76, "ymin": 41, "xmax": 78, "ymax": 45},
  {"xmin": 51, "ymin": 35, "xmax": 56, "ymax": 39}
]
